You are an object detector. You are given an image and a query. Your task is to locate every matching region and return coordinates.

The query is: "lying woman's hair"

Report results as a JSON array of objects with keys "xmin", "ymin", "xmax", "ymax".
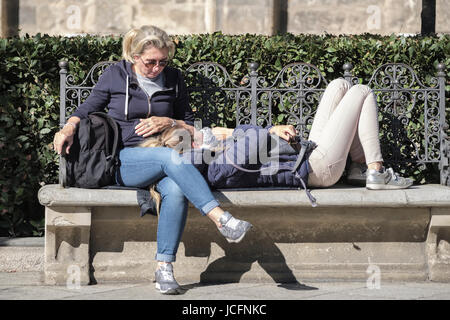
[{"xmin": 139, "ymin": 125, "xmax": 192, "ymax": 151}]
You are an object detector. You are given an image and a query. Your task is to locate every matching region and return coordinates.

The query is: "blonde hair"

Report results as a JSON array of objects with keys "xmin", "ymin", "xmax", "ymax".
[
  {"xmin": 139, "ymin": 125, "xmax": 192, "ymax": 150},
  {"xmin": 122, "ymin": 25, "xmax": 176, "ymax": 63},
  {"xmin": 139, "ymin": 125, "xmax": 192, "ymax": 215}
]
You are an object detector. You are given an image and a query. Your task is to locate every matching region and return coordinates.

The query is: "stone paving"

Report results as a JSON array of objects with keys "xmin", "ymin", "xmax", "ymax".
[{"xmin": 1, "ymin": 271, "xmax": 449, "ymax": 301}]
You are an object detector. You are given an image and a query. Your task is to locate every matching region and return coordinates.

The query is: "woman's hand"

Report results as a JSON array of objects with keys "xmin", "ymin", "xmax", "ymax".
[
  {"xmin": 135, "ymin": 116, "xmax": 175, "ymax": 137},
  {"xmin": 53, "ymin": 123, "xmax": 77, "ymax": 155},
  {"xmin": 269, "ymin": 125, "xmax": 297, "ymax": 142}
]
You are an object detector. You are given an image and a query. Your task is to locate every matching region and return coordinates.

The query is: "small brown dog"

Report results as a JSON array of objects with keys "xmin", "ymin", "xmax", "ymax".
[{"xmin": 138, "ymin": 125, "xmax": 194, "ymax": 215}]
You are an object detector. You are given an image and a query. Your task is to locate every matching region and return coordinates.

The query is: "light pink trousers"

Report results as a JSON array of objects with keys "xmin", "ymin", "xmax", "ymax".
[{"xmin": 307, "ymin": 78, "xmax": 383, "ymax": 187}]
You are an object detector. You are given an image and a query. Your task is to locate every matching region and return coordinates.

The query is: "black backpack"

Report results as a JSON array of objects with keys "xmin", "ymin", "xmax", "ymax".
[{"xmin": 61, "ymin": 112, "xmax": 121, "ymax": 188}]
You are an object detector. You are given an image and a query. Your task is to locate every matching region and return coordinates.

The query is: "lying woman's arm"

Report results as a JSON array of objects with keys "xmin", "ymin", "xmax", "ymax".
[
  {"xmin": 211, "ymin": 127, "xmax": 234, "ymax": 140},
  {"xmin": 268, "ymin": 125, "xmax": 297, "ymax": 141},
  {"xmin": 212, "ymin": 125, "xmax": 296, "ymax": 142}
]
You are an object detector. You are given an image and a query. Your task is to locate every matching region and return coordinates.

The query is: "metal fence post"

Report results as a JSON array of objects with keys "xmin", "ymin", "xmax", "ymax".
[
  {"xmin": 342, "ymin": 62, "xmax": 354, "ymax": 86},
  {"xmin": 248, "ymin": 62, "xmax": 259, "ymax": 125},
  {"xmin": 436, "ymin": 62, "xmax": 449, "ymax": 186},
  {"xmin": 59, "ymin": 60, "xmax": 68, "ymax": 128},
  {"xmin": 58, "ymin": 60, "xmax": 68, "ymax": 186}
]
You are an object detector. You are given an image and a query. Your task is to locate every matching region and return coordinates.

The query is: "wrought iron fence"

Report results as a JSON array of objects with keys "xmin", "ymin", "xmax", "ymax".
[{"xmin": 58, "ymin": 60, "xmax": 449, "ymax": 185}]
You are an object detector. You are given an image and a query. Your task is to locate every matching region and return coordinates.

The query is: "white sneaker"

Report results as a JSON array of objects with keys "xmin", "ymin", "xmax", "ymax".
[
  {"xmin": 366, "ymin": 167, "xmax": 413, "ymax": 190},
  {"xmin": 154, "ymin": 263, "xmax": 182, "ymax": 295},
  {"xmin": 218, "ymin": 212, "xmax": 252, "ymax": 243}
]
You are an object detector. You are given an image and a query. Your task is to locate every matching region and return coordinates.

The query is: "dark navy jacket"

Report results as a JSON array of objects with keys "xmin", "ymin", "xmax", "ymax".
[
  {"xmin": 72, "ymin": 60, "xmax": 195, "ymax": 147},
  {"xmin": 184, "ymin": 125, "xmax": 311, "ymax": 189}
]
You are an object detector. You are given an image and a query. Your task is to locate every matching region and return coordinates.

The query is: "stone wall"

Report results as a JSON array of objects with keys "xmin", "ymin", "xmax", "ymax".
[
  {"xmin": 16, "ymin": 0, "xmax": 276, "ymax": 36},
  {"xmin": 287, "ymin": 0, "xmax": 450, "ymax": 35},
  {"xmin": 12, "ymin": 0, "xmax": 450, "ymax": 36}
]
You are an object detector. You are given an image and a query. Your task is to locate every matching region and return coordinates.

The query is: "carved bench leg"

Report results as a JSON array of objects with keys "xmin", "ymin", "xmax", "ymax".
[
  {"xmin": 426, "ymin": 213, "xmax": 450, "ymax": 282},
  {"xmin": 44, "ymin": 206, "xmax": 91, "ymax": 285}
]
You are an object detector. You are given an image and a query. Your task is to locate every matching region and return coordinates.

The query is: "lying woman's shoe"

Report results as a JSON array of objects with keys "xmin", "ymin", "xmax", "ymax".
[
  {"xmin": 346, "ymin": 162, "xmax": 368, "ymax": 187},
  {"xmin": 366, "ymin": 167, "xmax": 413, "ymax": 190},
  {"xmin": 218, "ymin": 212, "xmax": 253, "ymax": 243},
  {"xmin": 155, "ymin": 263, "xmax": 182, "ymax": 295}
]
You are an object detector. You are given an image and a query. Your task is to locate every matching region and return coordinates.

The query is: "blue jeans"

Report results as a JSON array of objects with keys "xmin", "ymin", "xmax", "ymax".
[{"xmin": 116, "ymin": 147, "xmax": 220, "ymax": 263}]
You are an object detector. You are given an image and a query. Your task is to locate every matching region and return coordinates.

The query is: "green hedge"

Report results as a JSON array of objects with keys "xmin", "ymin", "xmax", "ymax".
[{"xmin": 0, "ymin": 32, "xmax": 449, "ymax": 237}]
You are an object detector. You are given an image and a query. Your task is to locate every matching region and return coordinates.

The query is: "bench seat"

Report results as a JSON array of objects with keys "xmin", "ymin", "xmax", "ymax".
[
  {"xmin": 41, "ymin": 60, "xmax": 448, "ymax": 285},
  {"xmin": 38, "ymin": 184, "xmax": 450, "ymax": 285}
]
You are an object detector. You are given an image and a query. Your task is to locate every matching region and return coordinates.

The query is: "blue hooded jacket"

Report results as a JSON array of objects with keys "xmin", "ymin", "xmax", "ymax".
[
  {"xmin": 186, "ymin": 125, "xmax": 312, "ymax": 190},
  {"xmin": 71, "ymin": 60, "xmax": 195, "ymax": 147}
]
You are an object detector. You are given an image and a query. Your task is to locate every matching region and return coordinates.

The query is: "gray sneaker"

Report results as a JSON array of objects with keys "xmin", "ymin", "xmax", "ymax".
[
  {"xmin": 218, "ymin": 212, "xmax": 252, "ymax": 243},
  {"xmin": 347, "ymin": 162, "xmax": 368, "ymax": 187},
  {"xmin": 155, "ymin": 263, "xmax": 182, "ymax": 295},
  {"xmin": 366, "ymin": 167, "xmax": 413, "ymax": 190}
]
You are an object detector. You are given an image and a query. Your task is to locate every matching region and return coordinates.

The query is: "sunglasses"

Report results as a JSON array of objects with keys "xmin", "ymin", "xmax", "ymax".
[{"xmin": 139, "ymin": 56, "xmax": 169, "ymax": 68}]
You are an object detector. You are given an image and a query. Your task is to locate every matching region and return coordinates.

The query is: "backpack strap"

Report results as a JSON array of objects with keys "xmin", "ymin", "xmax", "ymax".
[
  {"xmin": 291, "ymin": 139, "xmax": 317, "ymax": 174},
  {"xmin": 90, "ymin": 112, "xmax": 120, "ymax": 167},
  {"xmin": 296, "ymin": 174, "xmax": 317, "ymax": 207},
  {"xmin": 289, "ymin": 138, "xmax": 318, "ymax": 207}
]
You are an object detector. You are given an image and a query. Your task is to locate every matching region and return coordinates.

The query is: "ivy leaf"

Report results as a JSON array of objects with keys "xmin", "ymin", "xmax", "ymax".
[
  {"xmin": 40, "ymin": 128, "xmax": 51, "ymax": 135},
  {"xmin": 1, "ymin": 31, "xmax": 447, "ymax": 237}
]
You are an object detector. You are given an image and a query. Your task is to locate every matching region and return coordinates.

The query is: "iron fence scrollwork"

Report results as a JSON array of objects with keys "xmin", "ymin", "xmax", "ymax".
[{"xmin": 58, "ymin": 60, "xmax": 448, "ymax": 185}]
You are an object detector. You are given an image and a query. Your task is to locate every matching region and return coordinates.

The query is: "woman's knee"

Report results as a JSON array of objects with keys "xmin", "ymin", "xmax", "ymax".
[
  {"xmin": 328, "ymin": 78, "xmax": 351, "ymax": 91},
  {"xmin": 348, "ymin": 83, "xmax": 372, "ymax": 96},
  {"xmin": 157, "ymin": 177, "xmax": 186, "ymax": 202},
  {"xmin": 154, "ymin": 148, "xmax": 189, "ymax": 173}
]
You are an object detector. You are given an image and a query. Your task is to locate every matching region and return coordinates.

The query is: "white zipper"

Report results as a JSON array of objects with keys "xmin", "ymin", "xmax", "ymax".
[
  {"xmin": 125, "ymin": 75, "xmax": 129, "ymax": 120},
  {"xmin": 136, "ymin": 82, "xmax": 152, "ymax": 118},
  {"xmin": 134, "ymin": 81, "xmax": 176, "ymax": 119}
]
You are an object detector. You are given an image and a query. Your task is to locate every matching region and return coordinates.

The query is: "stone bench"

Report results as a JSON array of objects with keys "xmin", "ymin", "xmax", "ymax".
[
  {"xmin": 38, "ymin": 184, "xmax": 450, "ymax": 285},
  {"xmin": 38, "ymin": 60, "xmax": 449, "ymax": 285}
]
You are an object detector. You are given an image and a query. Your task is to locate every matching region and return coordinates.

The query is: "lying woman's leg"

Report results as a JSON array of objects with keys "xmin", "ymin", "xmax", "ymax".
[
  {"xmin": 309, "ymin": 78, "xmax": 367, "ymax": 185},
  {"xmin": 308, "ymin": 78, "xmax": 351, "ymax": 143},
  {"xmin": 310, "ymin": 78, "xmax": 367, "ymax": 166},
  {"xmin": 308, "ymin": 84, "xmax": 383, "ymax": 187}
]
